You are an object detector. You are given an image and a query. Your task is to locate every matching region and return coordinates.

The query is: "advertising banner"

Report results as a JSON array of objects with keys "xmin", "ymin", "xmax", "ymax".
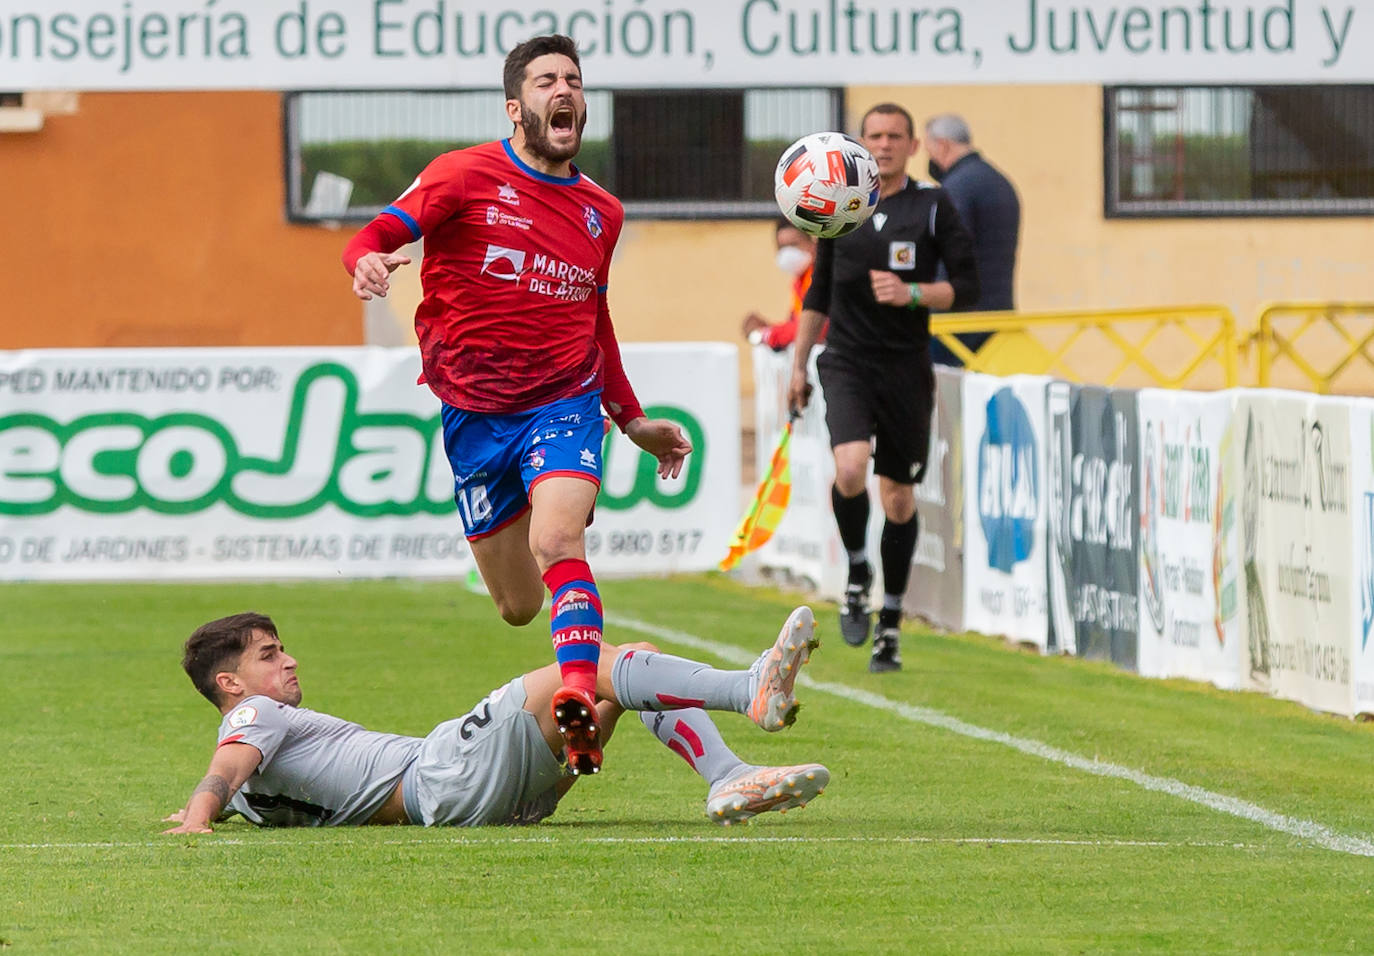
[
  {"xmin": 1135, "ymin": 389, "xmax": 1245, "ymax": 689},
  {"xmin": 5, "ymin": 0, "xmax": 1372, "ymax": 90},
  {"xmin": 0, "ymin": 344, "xmax": 737, "ymax": 581},
  {"xmin": 751, "ymin": 344, "xmax": 854, "ymax": 601},
  {"xmin": 1347, "ymin": 402, "xmax": 1374, "ymax": 717},
  {"xmin": 905, "ymin": 365, "xmax": 964, "ymax": 632},
  {"xmin": 1046, "ymin": 384, "xmax": 1139, "ymax": 668},
  {"xmin": 1237, "ymin": 391, "xmax": 1355, "ymax": 715},
  {"xmin": 962, "ymin": 373, "xmax": 1048, "ymax": 649}
]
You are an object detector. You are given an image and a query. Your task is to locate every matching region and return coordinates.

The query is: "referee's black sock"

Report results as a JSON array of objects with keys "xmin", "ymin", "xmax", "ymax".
[
  {"xmin": 830, "ymin": 484, "xmax": 870, "ymax": 557},
  {"xmin": 824, "ymin": 480, "xmax": 868, "ymax": 571},
  {"xmin": 879, "ymin": 515, "xmax": 920, "ymax": 616}
]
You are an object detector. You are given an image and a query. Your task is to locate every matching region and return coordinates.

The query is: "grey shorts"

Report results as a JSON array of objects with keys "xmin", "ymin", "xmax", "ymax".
[{"xmin": 401, "ymin": 677, "xmax": 566, "ymax": 827}]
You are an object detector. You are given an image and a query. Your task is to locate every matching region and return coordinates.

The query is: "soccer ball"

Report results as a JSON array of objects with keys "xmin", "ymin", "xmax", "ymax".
[{"xmin": 774, "ymin": 132, "xmax": 880, "ymax": 239}]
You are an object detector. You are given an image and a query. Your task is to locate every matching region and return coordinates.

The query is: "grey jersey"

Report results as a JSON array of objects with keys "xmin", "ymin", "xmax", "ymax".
[{"xmin": 218, "ymin": 696, "xmax": 423, "ymax": 827}]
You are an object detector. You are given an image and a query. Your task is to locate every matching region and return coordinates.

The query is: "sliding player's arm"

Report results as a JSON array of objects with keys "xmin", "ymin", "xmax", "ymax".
[{"xmin": 162, "ymin": 742, "xmax": 262, "ymax": 834}]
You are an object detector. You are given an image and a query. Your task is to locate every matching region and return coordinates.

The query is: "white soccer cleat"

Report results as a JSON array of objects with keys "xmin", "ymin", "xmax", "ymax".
[
  {"xmin": 706, "ymin": 763, "xmax": 830, "ymax": 825},
  {"xmin": 747, "ymin": 606, "xmax": 819, "ymax": 732}
]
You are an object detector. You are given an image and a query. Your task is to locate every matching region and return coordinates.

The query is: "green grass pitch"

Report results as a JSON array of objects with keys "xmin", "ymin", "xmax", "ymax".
[{"xmin": 1, "ymin": 575, "xmax": 1371, "ymax": 953}]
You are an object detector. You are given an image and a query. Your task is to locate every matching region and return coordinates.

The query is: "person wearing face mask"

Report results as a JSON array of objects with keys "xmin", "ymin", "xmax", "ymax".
[
  {"xmin": 923, "ymin": 114, "xmax": 1020, "ymax": 367},
  {"xmin": 741, "ymin": 219, "xmax": 826, "ymax": 352}
]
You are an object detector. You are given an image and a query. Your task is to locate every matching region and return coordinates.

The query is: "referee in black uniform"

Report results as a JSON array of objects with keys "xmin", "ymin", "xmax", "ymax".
[{"xmin": 788, "ymin": 103, "xmax": 980, "ymax": 673}]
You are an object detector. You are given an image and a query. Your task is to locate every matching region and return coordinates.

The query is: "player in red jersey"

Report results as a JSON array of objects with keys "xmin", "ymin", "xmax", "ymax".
[{"xmin": 342, "ymin": 35, "xmax": 691, "ymax": 776}]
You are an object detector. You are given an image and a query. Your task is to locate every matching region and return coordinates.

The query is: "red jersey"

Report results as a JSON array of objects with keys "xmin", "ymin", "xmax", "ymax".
[{"xmin": 343, "ymin": 140, "xmax": 644, "ymax": 425}]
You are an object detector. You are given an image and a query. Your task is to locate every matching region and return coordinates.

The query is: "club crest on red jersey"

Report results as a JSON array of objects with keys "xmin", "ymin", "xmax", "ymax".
[{"xmin": 583, "ymin": 205, "xmax": 603, "ymax": 238}]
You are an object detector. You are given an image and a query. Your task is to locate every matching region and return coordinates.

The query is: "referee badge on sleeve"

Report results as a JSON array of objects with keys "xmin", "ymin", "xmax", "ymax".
[{"xmin": 889, "ymin": 242, "xmax": 915, "ymax": 271}]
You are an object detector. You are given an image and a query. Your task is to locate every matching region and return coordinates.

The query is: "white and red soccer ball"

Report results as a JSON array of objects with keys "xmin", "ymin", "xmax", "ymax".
[{"xmin": 773, "ymin": 132, "xmax": 880, "ymax": 239}]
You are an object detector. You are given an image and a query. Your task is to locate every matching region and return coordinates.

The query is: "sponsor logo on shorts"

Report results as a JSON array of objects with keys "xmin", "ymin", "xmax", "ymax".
[
  {"xmin": 228, "ymin": 705, "xmax": 258, "ymax": 728},
  {"xmin": 580, "ymin": 448, "xmax": 597, "ymax": 467},
  {"xmin": 527, "ymin": 449, "xmax": 546, "ymax": 470}
]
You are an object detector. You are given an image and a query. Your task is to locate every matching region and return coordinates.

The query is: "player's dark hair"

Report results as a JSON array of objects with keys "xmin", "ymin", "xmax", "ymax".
[
  {"xmin": 503, "ymin": 34, "xmax": 581, "ymax": 100},
  {"xmin": 182, "ymin": 612, "xmax": 278, "ymax": 706},
  {"xmin": 860, "ymin": 102, "xmax": 915, "ymax": 139}
]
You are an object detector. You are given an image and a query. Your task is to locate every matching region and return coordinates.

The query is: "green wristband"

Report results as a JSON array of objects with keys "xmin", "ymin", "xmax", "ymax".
[{"xmin": 906, "ymin": 283, "xmax": 923, "ymax": 310}]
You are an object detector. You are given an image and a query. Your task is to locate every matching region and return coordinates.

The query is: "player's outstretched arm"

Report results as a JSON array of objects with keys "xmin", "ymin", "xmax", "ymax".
[
  {"xmin": 624, "ymin": 417, "xmax": 692, "ymax": 479},
  {"xmin": 162, "ymin": 742, "xmax": 262, "ymax": 834},
  {"xmin": 348, "ymin": 251, "xmax": 413, "ymax": 301}
]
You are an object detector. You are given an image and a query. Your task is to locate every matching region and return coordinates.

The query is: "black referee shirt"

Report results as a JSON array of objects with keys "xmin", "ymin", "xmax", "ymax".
[{"xmin": 803, "ymin": 178, "xmax": 980, "ymax": 358}]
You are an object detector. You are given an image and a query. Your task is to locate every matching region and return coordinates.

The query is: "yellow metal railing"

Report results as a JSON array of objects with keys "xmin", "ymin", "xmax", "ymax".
[
  {"xmin": 931, "ymin": 305, "xmax": 1240, "ymax": 389},
  {"xmin": 1253, "ymin": 302, "xmax": 1374, "ymax": 395}
]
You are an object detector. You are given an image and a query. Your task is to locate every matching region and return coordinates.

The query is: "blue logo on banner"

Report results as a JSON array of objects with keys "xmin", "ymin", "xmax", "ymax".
[{"xmin": 978, "ymin": 387, "xmax": 1038, "ymax": 573}]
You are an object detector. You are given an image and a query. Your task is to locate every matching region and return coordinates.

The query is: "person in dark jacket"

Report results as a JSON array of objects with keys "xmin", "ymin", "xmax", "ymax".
[{"xmin": 924, "ymin": 114, "xmax": 1020, "ymax": 367}]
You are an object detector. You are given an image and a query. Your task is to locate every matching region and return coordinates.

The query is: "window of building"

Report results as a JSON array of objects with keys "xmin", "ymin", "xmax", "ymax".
[
  {"xmin": 283, "ymin": 88, "xmax": 840, "ymax": 223},
  {"xmin": 1105, "ymin": 85, "xmax": 1374, "ymax": 217}
]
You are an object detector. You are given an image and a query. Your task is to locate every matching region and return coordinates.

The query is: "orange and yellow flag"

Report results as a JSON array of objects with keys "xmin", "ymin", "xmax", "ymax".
[{"xmin": 719, "ymin": 419, "xmax": 795, "ymax": 571}]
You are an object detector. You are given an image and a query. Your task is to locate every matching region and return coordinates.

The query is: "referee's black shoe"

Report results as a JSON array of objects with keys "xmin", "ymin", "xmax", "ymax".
[
  {"xmin": 839, "ymin": 563, "xmax": 873, "ymax": 647},
  {"xmin": 869, "ymin": 627, "xmax": 902, "ymax": 673}
]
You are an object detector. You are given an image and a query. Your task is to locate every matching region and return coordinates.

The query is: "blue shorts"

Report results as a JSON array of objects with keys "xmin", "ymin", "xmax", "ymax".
[{"xmin": 440, "ymin": 391, "xmax": 604, "ymax": 539}]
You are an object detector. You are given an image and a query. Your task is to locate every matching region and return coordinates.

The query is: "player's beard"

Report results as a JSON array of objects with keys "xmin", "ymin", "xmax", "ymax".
[{"xmin": 520, "ymin": 100, "xmax": 586, "ymax": 164}]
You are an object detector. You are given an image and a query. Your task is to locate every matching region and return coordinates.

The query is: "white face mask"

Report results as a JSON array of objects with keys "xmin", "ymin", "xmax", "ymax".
[{"xmin": 775, "ymin": 245, "xmax": 813, "ymax": 277}]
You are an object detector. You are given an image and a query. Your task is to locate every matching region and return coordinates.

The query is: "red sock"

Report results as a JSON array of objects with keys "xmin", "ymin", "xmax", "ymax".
[{"xmin": 543, "ymin": 558, "xmax": 602, "ymax": 697}]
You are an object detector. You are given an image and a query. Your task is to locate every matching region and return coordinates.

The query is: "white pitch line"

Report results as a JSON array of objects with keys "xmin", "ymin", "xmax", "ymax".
[
  {"xmin": 0, "ymin": 836, "xmax": 1259, "ymax": 851},
  {"xmin": 607, "ymin": 612, "xmax": 1374, "ymax": 859}
]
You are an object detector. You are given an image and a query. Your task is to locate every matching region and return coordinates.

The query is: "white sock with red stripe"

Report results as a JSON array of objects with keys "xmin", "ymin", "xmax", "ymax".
[
  {"xmin": 542, "ymin": 558, "xmax": 602, "ymax": 697},
  {"xmin": 610, "ymin": 647, "xmax": 750, "ymax": 715},
  {"xmin": 639, "ymin": 709, "xmax": 746, "ymax": 787}
]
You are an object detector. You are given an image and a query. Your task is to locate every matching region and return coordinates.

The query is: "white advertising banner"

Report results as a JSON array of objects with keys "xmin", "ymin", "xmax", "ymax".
[
  {"xmin": 905, "ymin": 365, "xmax": 964, "ymax": 632},
  {"xmin": 1136, "ymin": 389, "xmax": 1245, "ymax": 690},
  {"xmin": 0, "ymin": 344, "xmax": 738, "ymax": 581},
  {"xmin": 4, "ymin": 0, "xmax": 1372, "ymax": 90},
  {"xmin": 1347, "ymin": 402, "xmax": 1374, "ymax": 718},
  {"xmin": 1237, "ymin": 390, "xmax": 1355, "ymax": 716},
  {"xmin": 751, "ymin": 344, "xmax": 844, "ymax": 601},
  {"xmin": 751, "ymin": 343, "xmax": 893, "ymax": 603},
  {"xmin": 962, "ymin": 373, "xmax": 1048, "ymax": 649}
]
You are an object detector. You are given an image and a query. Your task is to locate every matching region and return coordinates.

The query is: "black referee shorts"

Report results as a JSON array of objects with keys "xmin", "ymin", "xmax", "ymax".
[{"xmin": 815, "ymin": 348, "xmax": 934, "ymax": 485}]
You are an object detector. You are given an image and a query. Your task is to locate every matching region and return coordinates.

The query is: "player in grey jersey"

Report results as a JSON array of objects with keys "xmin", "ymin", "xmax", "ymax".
[{"xmin": 164, "ymin": 608, "xmax": 828, "ymax": 833}]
